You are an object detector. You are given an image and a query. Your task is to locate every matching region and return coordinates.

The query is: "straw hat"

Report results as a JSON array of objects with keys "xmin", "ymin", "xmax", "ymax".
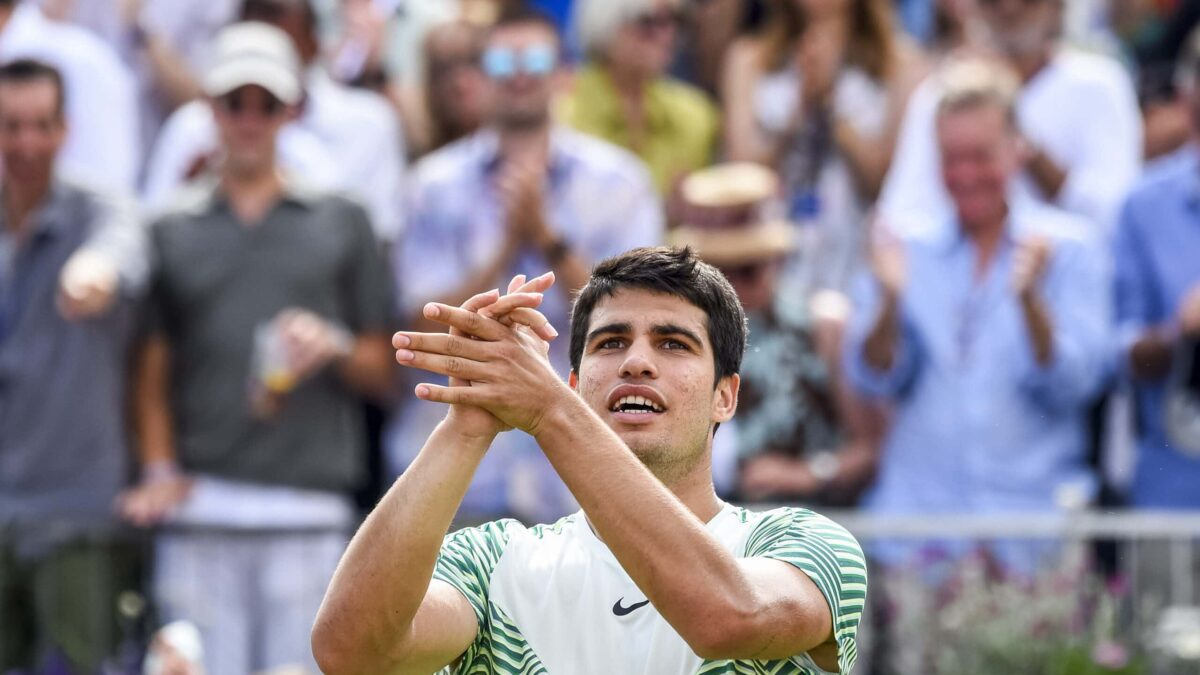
[{"xmin": 668, "ymin": 163, "xmax": 795, "ymax": 267}]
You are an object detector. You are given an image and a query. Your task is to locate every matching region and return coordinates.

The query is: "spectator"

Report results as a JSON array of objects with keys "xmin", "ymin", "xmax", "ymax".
[
  {"xmin": 722, "ymin": 0, "xmax": 926, "ymax": 293},
  {"xmin": 117, "ymin": 23, "xmax": 394, "ymax": 675},
  {"xmin": 879, "ymin": 0, "xmax": 1142, "ymax": 237},
  {"xmin": 39, "ymin": 0, "xmax": 241, "ymax": 167},
  {"xmin": 1114, "ymin": 29, "xmax": 1200, "ymax": 509},
  {"xmin": 398, "ymin": 19, "xmax": 490, "ymax": 159},
  {"xmin": 847, "ymin": 59, "xmax": 1111, "ymax": 567},
  {"xmin": 388, "ymin": 5, "xmax": 663, "ymax": 523},
  {"xmin": 143, "ymin": 0, "xmax": 407, "ymax": 243},
  {"xmin": 0, "ymin": 0, "xmax": 140, "ymax": 191},
  {"xmin": 0, "ymin": 58, "xmax": 147, "ymax": 673},
  {"xmin": 670, "ymin": 0, "xmax": 748, "ymax": 96},
  {"xmin": 670, "ymin": 163, "xmax": 883, "ymax": 506},
  {"xmin": 560, "ymin": 0, "xmax": 719, "ymax": 194}
]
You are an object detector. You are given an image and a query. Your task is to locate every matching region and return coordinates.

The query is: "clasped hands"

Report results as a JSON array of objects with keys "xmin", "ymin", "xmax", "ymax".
[{"xmin": 393, "ymin": 271, "xmax": 570, "ymax": 439}]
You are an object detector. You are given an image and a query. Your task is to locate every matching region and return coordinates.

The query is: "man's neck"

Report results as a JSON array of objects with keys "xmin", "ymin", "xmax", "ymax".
[
  {"xmin": 605, "ymin": 61, "xmax": 650, "ymax": 102},
  {"xmin": 1010, "ymin": 46, "xmax": 1054, "ymax": 83},
  {"xmin": 498, "ymin": 124, "xmax": 551, "ymax": 165},
  {"xmin": 656, "ymin": 453, "xmax": 725, "ymax": 523},
  {"xmin": 964, "ymin": 205, "xmax": 1009, "ymax": 278},
  {"xmin": 2, "ymin": 179, "xmax": 52, "ymax": 236},
  {"xmin": 220, "ymin": 165, "xmax": 285, "ymax": 226}
]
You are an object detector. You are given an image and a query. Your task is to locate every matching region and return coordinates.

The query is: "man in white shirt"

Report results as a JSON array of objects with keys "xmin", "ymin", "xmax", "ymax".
[
  {"xmin": 142, "ymin": 0, "xmax": 406, "ymax": 242},
  {"xmin": 0, "ymin": 0, "xmax": 140, "ymax": 191},
  {"xmin": 39, "ymin": 0, "xmax": 242, "ymax": 166},
  {"xmin": 878, "ymin": 0, "xmax": 1141, "ymax": 237},
  {"xmin": 315, "ymin": 246, "xmax": 868, "ymax": 675}
]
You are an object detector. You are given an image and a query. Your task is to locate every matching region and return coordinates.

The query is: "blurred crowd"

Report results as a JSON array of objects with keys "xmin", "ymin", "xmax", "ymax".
[{"xmin": 2, "ymin": 0, "xmax": 1200, "ymax": 672}]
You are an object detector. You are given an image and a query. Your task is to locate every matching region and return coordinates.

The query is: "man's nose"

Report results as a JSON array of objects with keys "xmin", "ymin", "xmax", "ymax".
[{"xmin": 619, "ymin": 342, "xmax": 658, "ymax": 379}]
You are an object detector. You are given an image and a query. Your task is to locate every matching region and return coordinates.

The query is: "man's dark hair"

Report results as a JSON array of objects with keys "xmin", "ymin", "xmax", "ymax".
[
  {"xmin": 0, "ymin": 59, "xmax": 66, "ymax": 118},
  {"xmin": 569, "ymin": 247, "xmax": 747, "ymax": 383},
  {"xmin": 488, "ymin": 3, "xmax": 561, "ymax": 40}
]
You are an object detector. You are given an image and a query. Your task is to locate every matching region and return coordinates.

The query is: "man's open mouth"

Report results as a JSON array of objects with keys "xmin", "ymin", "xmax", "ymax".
[{"xmin": 609, "ymin": 395, "xmax": 665, "ymax": 414}]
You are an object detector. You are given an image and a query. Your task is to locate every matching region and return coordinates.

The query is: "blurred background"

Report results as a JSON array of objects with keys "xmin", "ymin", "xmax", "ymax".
[{"xmin": 2, "ymin": 0, "xmax": 1200, "ymax": 672}]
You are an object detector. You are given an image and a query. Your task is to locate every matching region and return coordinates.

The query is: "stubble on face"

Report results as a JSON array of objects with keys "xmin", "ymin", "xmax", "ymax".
[{"xmin": 573, "ymin": 290, "xmax": 723, "ymax": 486}]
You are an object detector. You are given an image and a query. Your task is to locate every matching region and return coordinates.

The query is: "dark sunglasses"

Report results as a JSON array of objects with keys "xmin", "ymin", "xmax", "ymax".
[{"xmin": 217, "ymin": 89, "xmax": 285, "ymax": 117}]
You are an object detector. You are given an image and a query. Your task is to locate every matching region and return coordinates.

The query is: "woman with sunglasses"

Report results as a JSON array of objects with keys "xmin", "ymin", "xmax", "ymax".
[
  {"xmin": 560, "ymin": 0, "xmax": 719, "ymax": 195},
  {"xmin": 722, "ymin": 0, "xmax": 926, "ymax": 294}
]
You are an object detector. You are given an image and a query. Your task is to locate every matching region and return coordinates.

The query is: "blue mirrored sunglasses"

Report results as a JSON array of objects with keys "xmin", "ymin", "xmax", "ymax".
[{"xmin": 481, "ymin": 44, "xmax": 557, "ymax": 80}]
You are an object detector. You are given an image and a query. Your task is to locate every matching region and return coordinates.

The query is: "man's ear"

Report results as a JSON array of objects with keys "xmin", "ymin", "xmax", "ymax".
[
  {"xmin": 568, "ymin": 370, "xmax": 579, "ymax": 391},
  {"xmin": 713, "ymin": 374, "xmax": 739, "ymax": 424}
]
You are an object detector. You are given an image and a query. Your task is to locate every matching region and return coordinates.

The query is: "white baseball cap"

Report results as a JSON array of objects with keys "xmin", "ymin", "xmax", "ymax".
[{"xmin": 203, "ymin": 22, "xmax": 302, "ymax": 105}]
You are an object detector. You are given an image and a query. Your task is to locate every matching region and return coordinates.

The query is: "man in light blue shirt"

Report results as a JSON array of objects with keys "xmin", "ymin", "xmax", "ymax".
[
  {"xmin": 1114, "ymin": 42, "xmax": 1200, "ymax": 508},
  {"xmin": 388, "ymin": 6, "xmax": 663, "ymax": 522},
  {"xmin": 847, "ymin": 58, "xmax": 1111, "ymax": 568}
]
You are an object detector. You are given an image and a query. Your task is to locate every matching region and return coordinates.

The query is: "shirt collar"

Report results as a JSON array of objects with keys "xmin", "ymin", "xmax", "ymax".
[
  {"xmin": 0, "ymin": 4, "xmax": 45, "ymax": 49},
  {"xmin": 941, "ymin": 191, "xmax": 1030, "ymax": 255},
  {"xmin": 189, "ymin": 172, "xmax": 321, "ymax": 215},
  {"xmin": 0, "ymin": 176, "xmax": 72, "ymax": 240},
  {"xmin": 576, "ymin": 64, "xmax": 670, "ymax": 135},
  {"xmin": 475, "ymin": 126, "xmax": 577, "ymax": 184}
]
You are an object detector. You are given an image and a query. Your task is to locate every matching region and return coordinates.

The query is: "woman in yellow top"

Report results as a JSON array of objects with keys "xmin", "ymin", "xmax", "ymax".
[{"xmin": 559, "ymin": 0, "xmax": 719, "ymax": 195}]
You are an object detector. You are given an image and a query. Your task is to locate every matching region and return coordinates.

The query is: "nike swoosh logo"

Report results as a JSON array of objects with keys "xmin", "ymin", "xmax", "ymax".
[{"xmin": 612, "ymin": 597, "xmax": 651, "ymax": 616}]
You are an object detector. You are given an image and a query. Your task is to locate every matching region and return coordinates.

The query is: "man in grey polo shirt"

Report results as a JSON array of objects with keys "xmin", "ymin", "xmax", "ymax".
[
  {"xmin": 0, "ymin": 58, "xmax": 148, "ymax": 672},
  {"xmin": 117, "ymin": 22, "xmax": 395, "ymax": 675}
]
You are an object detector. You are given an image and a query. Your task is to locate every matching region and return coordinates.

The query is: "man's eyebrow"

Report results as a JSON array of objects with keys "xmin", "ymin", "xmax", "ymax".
[
  {"xmin": 586, "ymin": 322, "xmax": 632, "ymax": 343},
  {"xmin": 652, "ymin": 323, "xmax": 704, "ymax": 347}
]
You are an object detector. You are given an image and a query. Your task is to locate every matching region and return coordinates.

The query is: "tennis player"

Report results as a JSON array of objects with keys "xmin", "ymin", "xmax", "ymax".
[{"xmin": 313, "ymin": 246, "xmax": 867, "ymax": 674}]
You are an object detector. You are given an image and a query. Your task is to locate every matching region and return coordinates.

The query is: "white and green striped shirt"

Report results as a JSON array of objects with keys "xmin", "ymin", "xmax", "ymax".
[{"xmin": 433, "ymin": 505, "xmax": 867, "ymax": 674}]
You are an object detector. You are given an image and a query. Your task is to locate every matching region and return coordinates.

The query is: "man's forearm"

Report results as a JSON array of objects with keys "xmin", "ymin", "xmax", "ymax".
[
  {"xmin": 863, "ymin": 292, "xmax": 902, "ymax": 372},
  {"xmin": 134, "ymin": 336, "xmax": 177, "ymax": 467},
  {"xmin": 313, "ymin": 420, "xmax": 490, "ymax": 671},
  {"xmin": 1027, "ymin": 146, "xmax": 1067, "ymax": 201},
  {"xmin": 334, "ymin": 334, "xmax": 396, "ymax": 402},
  {"xmin": 531, "ymin": 390, "xmax": 770, "ymax": 656},
  {"xmin": 1019, "ymin": 292, "xmax": 1055, "ymax": 367}
]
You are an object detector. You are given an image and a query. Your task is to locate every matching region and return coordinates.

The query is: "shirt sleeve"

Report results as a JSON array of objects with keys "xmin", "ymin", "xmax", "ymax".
[
  {"xmin": 57, "ymin": 32, "xmax": 141, "ymax": 191},
  {"xmin": 395, "ymin": 173, "xmax": 472, "ymax": 317},
  {"xmin": 81, "ymin": 189, "xmax": 150, "ymax": 298},
  {"xmin": 844, "ymin": 270, "xmax": 924, "ymax": 400},
  {"xmin": 1052, "ymin": 67, "xmax": 1142, "ymax": 236},
  {"xmin": 432, "ymin": 519, "xmax": 525, "ymax": 629},
  {"xmin": 1113, "ymin": 195, "xmax": 1166, "ymax": 370},
  {"xmin": 590, "ymin": 162, "xmax": 665, "ymax": 259},
  {"xmin": 745, "ymin": 508, "xmax": 868, "ymax": 675},
  {"xmin": 1016, "ymin": 234, "xmax": 1113, "ymax": 410},
  {"xmin": 876, "ymin": 77, "xmax": 954, "ymax": 236},
  {"xmin": 141, "ymin": 103, "xmax": 217, "ymax": 209},
  {"xmin": 339, "ymin": 200, "xmax": 396, "ymax": 333}
]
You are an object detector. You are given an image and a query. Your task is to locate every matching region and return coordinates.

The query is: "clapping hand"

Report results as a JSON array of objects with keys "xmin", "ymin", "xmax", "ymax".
[
  {"xmin": 393, "ymin": 271, "xmax": 567, "ymax": 437},
  {"xmin": 394, "ymin": 272, "xmax": 560, "ymax": 439},
  {"xmin": 1011, "ymin": 235, "xmax": 1053, "ymax": 301}
]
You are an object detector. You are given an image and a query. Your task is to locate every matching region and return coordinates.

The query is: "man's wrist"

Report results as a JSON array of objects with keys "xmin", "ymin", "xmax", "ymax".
[
  {"xmin": 143, "ymin": 459, "xmax": 182, "ymax": 483},
  {"xmin": 437, "ymin": 415, "xmax": 500, "ymax": 450},
  {"xmin": 327, "ymin": 321, "xmax": 356, "ymax": 361},
  {"xmin": 529, "ymin": 383, "xmax": 583, "ymax": 444},
  {"xmin": 806, "ymin": 451, "xmax": 841, "ymax": 489}
]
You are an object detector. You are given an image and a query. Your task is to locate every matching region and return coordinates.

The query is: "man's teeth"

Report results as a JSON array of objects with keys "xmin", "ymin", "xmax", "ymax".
[{"xmin": 612, "ymin": 395, "xmax": 664, "ymax": 413}]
